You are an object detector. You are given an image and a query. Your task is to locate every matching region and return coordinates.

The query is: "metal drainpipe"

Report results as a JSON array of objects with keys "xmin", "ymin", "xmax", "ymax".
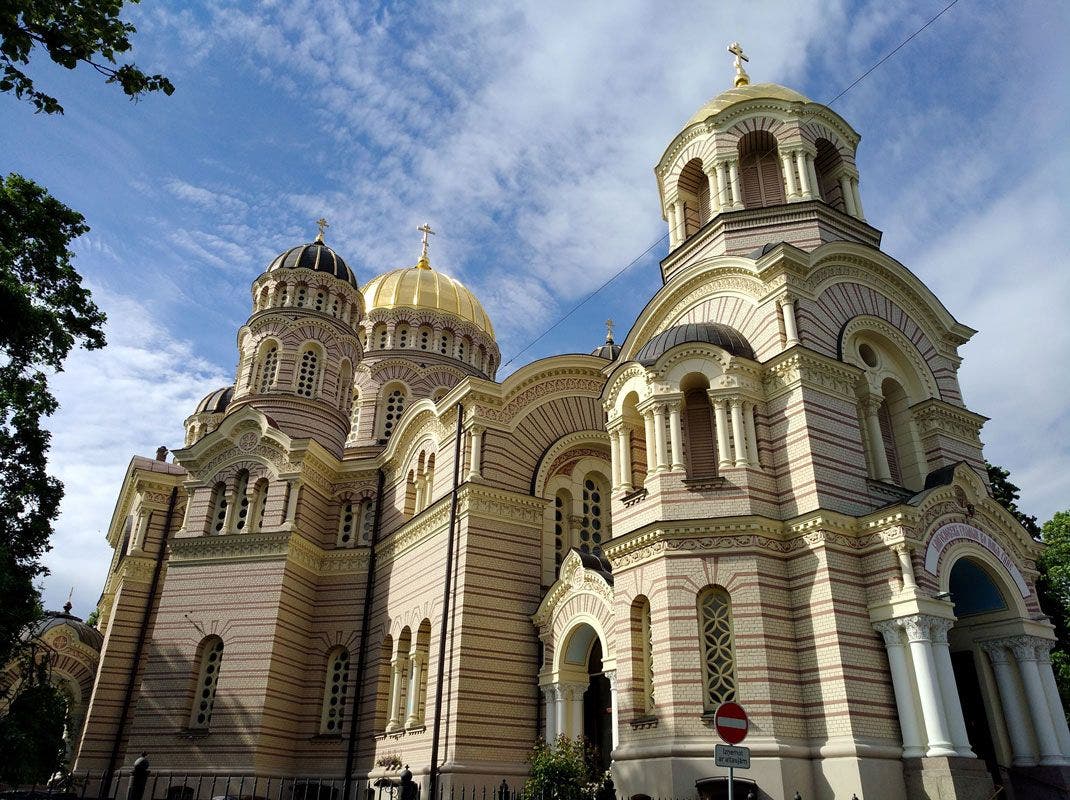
[
  {"xmin": 101, "ymin": 485, "xmax": 178, "ymax": 798},
  {"xmin": 343, "ymin": 467, "xmax": 385, "ymax": 800},
  {"xmin": 429, "ymin": 403, "xmax": 464, "ymax": 800}
]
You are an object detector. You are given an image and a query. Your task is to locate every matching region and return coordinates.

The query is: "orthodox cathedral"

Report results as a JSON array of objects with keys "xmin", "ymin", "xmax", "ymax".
[{"xmin": 39, "ymin": 48, "xmax": 1070, "ymax": 800}]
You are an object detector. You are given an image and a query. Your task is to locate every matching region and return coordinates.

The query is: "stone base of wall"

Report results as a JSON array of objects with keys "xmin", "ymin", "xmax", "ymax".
[
  {"xmin": 903, "ymin": 756, "xmax": 994, "ymax": 800},
  {"xmin": 1002, "ymin": 763, "xmax": 1070, "ymax": 800}
]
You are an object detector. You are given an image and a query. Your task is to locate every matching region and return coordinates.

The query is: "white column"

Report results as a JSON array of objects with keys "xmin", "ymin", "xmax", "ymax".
[
  {"xmin": 609, "ymin": 427, "xmax": 622, "ymax": 491},
  {"xmin": 807, "ymin": 156, "xmax": 821, "ymax": 201},
  {"xmin": 874, "ymin": 621, "xmax": 926, "ymax": 758},
  {"xmin": 839, "ymin": 173, "xmax": 858, "ymax": 217},
  {"xmin": 779, "ymin": 295, "xmax": 800, "ymax": 347},
  {"xmin": 652, "ymin": 404, "xmax": 669, "ymax": 472},
  {"xmin": 1012, "ymin": 637, "xmax": 1068, "ymax": 764},
  {"xmin": 851, "ymin": 178, "xmax": 866, "ymax": 220},
  {"xmin": 713, "ymin": 399, "xmax": 732, "ymax": 470},
  {"xmin": 728, "ymin": 161, "xmax": 743, "ymax": 208},
  {"xmin": 904, "ymin": 615, "xmax": 956, "ymax": 756},
  {"xmin": 668, "ymin": 403, "xmax": 685, "ymax": 471},
  {"xmin": 781, "ymin": 151, "xmax": 799, "ymax": 198},
  {"xmin": 555, "ymin": 684, "xmax": 569, "ymax": 739},
  {"xmin": 707, "ymin": 171, "xmax": 721, "ymax": 212},
  {"xmin": 467, "ymin": 426, "xmax": 484, "ymax": 481},
  {"xmin": 861, "ymin": 395, "xmax": 891, "ymax": 482},
  {"xmin": 730, "ymin": 399, "xmax": 747, "ymax": 468},
  {"xmin": 565, "ymin": 682, "xmax": 585, "ymax": 738},
  {"xmin": 743, "ymin": 401, "xmax": 760, "ymax": 468},
  {"xmin": 982, "ymin": 642, "xmax": 1037, "ymax": 765},
  {"xmin": 796, "ymin": 152, "xmax": 814, "ymax": 199},
  {"xmin": 618, "ymin": 428, "xmax": 633, "ymax": 492},
  {"xmin": 929, "ymin": 618, "xmax": 975, "ymax": 757},
  {"xmin": 387, "ymin": 660, "xmax": 405, "ymax": 732},
  {"xmin": 543, "ymin": 685, "xmax": 558, "ymax": 740},
  {"xmin": 643, "ymin": 410, "xmax": 657, "ymax": 476},
  {"xmin": 1037, "ymin": 644, "xmax": 1070, "ymax": 757},
  {"xmin": 666, "ymin": 202, "xmax": 678, "ymax": 247},
  {"xmin": 716, "ymin": 163, "xmax": 730, "ymax": 209},
  {"xmin": 606, "ymin": 670, "xmax": 620, "ymax": 752},
  {"xmin": 285, "ymin": 480, "xmax": 301, "ymax": 523},
  {"xmin": 405, "ymin": 656, "xmax": 424, "ymax": 727},
  {"xmin": 413, "ymin": 476, "xmax": 426, "ymax": 513},
  {"xmin": 895, "ymin": 544, "xmax": 917, "ymax": 590},
  {"xmin": 384, "ymin": 324, "xmax": 395, "ymax": 349}
]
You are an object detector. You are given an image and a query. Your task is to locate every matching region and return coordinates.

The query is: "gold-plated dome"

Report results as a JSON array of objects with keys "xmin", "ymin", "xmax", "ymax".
[
  {"xmin": 685, "ymin": 83, "xmax": 810, "ymax": 128},
  {"xmin": 362, "ymin": 263, "xmax": 495, "ymax": 338}
]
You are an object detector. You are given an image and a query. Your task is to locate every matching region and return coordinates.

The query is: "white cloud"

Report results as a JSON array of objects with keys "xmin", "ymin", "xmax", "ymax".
[{"xmin": 40, "ymin": 290, "xmax": 229, "ymax": 616}]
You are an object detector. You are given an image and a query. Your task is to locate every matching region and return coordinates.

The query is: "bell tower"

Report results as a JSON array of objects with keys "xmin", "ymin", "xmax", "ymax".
[{"xmin": 655, "ymin": 43, "xmax": 881, "ymax": 282}]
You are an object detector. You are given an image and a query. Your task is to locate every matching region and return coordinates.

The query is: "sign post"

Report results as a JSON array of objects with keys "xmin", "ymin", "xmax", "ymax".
[{"xmin": 714, "ymin": 702, "xmax": 750, "ymax": 800}]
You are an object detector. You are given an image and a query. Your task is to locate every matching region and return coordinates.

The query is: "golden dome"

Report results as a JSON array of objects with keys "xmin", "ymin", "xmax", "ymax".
[
  {"xmin": 685, "ymin": 83, "xmax": 810, "ymax": 127},
  {"xmin": 362, "ymin": 260, "xmax": 495, "ymax": 338}
]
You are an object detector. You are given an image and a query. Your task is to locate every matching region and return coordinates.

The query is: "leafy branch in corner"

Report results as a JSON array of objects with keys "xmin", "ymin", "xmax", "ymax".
[{"xmin": 1, "ymin": 0, "xmax": 174, "ymax": 114}]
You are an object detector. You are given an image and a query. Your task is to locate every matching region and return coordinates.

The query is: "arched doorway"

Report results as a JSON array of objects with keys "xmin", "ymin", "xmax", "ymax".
[{"xmin": 583, "ymin": 638, "xmax": 613, "ymax": 772}]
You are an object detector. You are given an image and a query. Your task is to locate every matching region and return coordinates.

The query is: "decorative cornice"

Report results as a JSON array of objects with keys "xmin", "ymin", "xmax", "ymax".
[
  {"xmin": 911, "ymin": 398, "xmax": 988, "ymax": 442},
  {"xmin": 762, "ymin": 347, "xmax": 862, "ymax": 402},
  {"xmin": 169, "ymin": 530, "xmax": 368, "ymax": 575}
]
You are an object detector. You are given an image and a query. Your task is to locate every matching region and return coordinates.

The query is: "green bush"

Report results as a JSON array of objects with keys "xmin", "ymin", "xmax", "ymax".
[{"xmin": 523, "ymin": 736, "xmax": 608, "ymax": 800}]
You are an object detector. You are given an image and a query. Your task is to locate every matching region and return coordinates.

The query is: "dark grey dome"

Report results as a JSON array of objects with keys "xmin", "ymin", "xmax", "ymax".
[
  {"xmin": 195, "ymin": 386, "xmax": 233, "ymax": 415},
  {"xmin": 591, "ymin": 341, "xmax": 621, "ymax": 360},
  {"xmin": 266, "ymin": 239, "xmax": 359, "ymax": 289},
  {"xmin": 31, "ymin": 607, "xmax": 104, "ymax": 652},
  {"xmin": 636, "ymin": 322, "xmax": 754, "ymax": 365}
]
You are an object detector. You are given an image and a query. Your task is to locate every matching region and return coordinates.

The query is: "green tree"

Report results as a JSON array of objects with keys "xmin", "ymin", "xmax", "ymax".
[
  {"xmin": 985, "ymin": 461, "xmax": 1040, "ymax": 537},
  {"xmin": 1, "ymin": 0, "xmax": 174, "ymax": 115},
  {"xmin": 523, "ymin": 736, "xmax": 606, "ymax": 800},
  {"xmin": 1038, "ymin": 511, "xmax": 1070, "ymax": 717},
  {"xmin": 0, "ymin": 639, "xmax": 68, "ymax": 784}
]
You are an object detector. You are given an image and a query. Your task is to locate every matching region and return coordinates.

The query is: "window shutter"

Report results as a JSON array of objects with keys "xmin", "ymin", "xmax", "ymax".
[
  {"xmin": 739, "ymin": 159, "xmax": 763, "ymax": 208},
  {"xmin": 759, "ymin": 154, "xmax": 786, "ymax": 205},
  {"xmin": 684, "ymin": 391, "xmax": 718, "ymax": 477}
]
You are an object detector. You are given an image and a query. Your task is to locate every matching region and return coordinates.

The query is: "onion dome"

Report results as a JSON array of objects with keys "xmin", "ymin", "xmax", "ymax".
[
  {"xmin": 591, "ymin": 320, "xmax": 621, "ymax": 360},
  {"xmin": 266, "ymin": 231, "xmax": 359, "ymax": 289},
  {"xmin": 363, "ymin": 227, "xmax": 495, "ymax": 337},
  {"xmin": 29, "ymin": 603, "xmax": 104, "ymax": 651},
  {"xmin": 685, "ymin": 82, "xmax": 810, "ymax": 128},
  {"xmin": 636, "ymin": 322, "xmax": 754, "ymax": 365},
  {"xmin": 194, "ymin": 386, "xmax": 233, "ymax": 415}
]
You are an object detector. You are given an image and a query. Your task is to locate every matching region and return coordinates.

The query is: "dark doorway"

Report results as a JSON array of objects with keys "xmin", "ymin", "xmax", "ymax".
[
  {"xmin": 584, "ymin": 639, "xmax": 613, "ymax": 772},
  {"xmin": 952, "ymin": 650, "xmax": 1000, "ymax": 784}
]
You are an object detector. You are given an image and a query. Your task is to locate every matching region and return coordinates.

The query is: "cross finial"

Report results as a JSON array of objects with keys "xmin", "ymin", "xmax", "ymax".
[
  {"xmin": 728, "ymin": 41, "xmax": 750, "ymax": 87},
  {"xmin": 315, "ymin": 217, "xmax": 329, "ymax": 243},
  {"xmin": 417, "ymin": 223, "xmax": 435, "ymax": 269},
  {"xmin": 64, "ymin": 587, "xmax": 74, "ymax": 615}
]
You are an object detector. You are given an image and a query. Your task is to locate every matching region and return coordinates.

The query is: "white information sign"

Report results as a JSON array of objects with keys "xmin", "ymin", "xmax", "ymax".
[{"xmin": 715, "ymin": 743, "xmax": 751, "ymax": 769}]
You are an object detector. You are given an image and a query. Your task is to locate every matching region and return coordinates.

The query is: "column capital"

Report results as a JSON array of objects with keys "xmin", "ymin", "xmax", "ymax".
[
  {"xmin": 873, "ymin": 620, "xmax": 903, "ymax": 647},
  {"xmin": 859, "ymin": 393, "xmax": 884, "ymax": 416},
  {"xmin": 1010, "ymin": 636, "xmax": 1041, "ymax": 663},
  {"xmin": 778, "ymin": 292, "xmax": 797, "ymax": 306},
  {"xmin": 980, "ymin": 640, "xmax": 1012, "ymax": 664},
  {"xmin": 902, "ymin": 614, "xmax": 932, "ymax": 642},
  {"xmin": 603, "ymin": 669, "xmax": 617, "ymax": 690},
  {"xmin": 928, "ymin": 617, "xmax": 955, "ymax": 644}
]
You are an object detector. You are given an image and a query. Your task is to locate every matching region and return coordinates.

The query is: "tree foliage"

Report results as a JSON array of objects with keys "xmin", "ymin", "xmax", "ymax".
[
  {"xmin": 1038, "ymin": 511, "xmax": 1070, "ymax": 714},
  {"xmin": 985, "ymin": 462, "xmax": 1040, "ymax": 537},
  {"xmin": 0, "ymin": 638, "xmax": 68, "ymax": 784},
  {"xmin": 0, "ymin": 173, "xmax": 106, "ymax": 666},
  {"xmin": 1, "ymin": 0, "xmax": 174, "ymax": 114}
]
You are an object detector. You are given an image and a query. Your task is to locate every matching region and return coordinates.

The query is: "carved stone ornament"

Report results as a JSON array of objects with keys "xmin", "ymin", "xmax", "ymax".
[
  {"xmin": 902, "ymin": 614, "xmax": 931, "ymax": 642},
  {"xmin": 872, "ymin": 620, "xmax": 903, "ymax": 648},
  {"xmin": 237, "ymin": 431, "xmax": 259, "ymax": 453}
]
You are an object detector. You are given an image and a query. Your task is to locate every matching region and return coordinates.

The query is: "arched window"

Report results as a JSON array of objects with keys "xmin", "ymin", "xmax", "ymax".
[
  {"xmin": 295, "ymin": 285, "xmax": 308, "ymax": 308},
  {"xmin": 405, "ymin": 620, "xmax": 431, "ymax": 728},
  {"xmin": 631, "ymin": 596, "xmax": 655, "ymax": 716},
  {"xmin": 814, "ymin": 138, "xmax": 846, "ymax": 209},
  {"xmin": 397, "ymin": 324, "xmax": 410, "ymax": 349},
  {"xmin": 330, "ymin": 295, "xmax": 340, "ymax": 317},
  {"xmin": 439, "ymin": 330, "xmax": 453, "ymax": 356},
  {"xmin": 879, "ymin": 378, "xmax": 925, "ymax": 490},
  {"xmin": 738, "ymin": 130, "xmax": 786, "ymax": 209},
  {"xmin": 404, "ymin": 470, "xmax": 417, "ymax": 518},
  {"xmin": 337, "ymin": 360, "xmax": 353, "ymax": 412},
  {"xmin": 337, "ymin": 501, "xmax": 357, "ymax": 547},
  {"xmin": 375, "ymin": 635, "xmax": 393, "ymax": 731},
  {"xmin": 553, "ymin": 489, "xmax": 571, "ymax": 575},
  {"xmin": 348, "ymin": 389, "xmax": 362, "ymax": 439},
  {"xmin": 209, "ymin": 483, "xmax": 227, "ymax": 535},
  {"xmin": 190, "ymin": 636, "xmax": 224, "ymax": 729},
  {"xmin": 256, "ymin": 344, "xmax": 279, "ymax": 393},
  {"xmin": 313, "ymin": 289, "xmax": 326, "ymax": 312},
  {"xmin": 387, "ymin": 627, "xmax": 412, "ymax": 732},
  {"xmin": 418, "ymin": 326, "xmax": 432, "ymax": 351},
  {"xmin": 249, "ymin": 479, "xmax": 269, "ymax": 532},
  {"xmin": 231, "ymin": 471, "xmax": 250, "ymax": 532},
  {"xmin": 295, "ymin": 346, "xmax": 321, "ymax": 398},
  {"xmin": 424, "ymin": 454, "xmax": 436, "ymax": 508},
  {"xmin": 580, "ymin": 474, "xmax": 609, "ymax": 557},
  {"xmin": 358, "ymin": 498, "xmax": 376, "ymax": 544},
  {"xmin": 456, "ymin": 337, "xmax": 467, "ymax": 362},
  {"xmin": 677, "ymin": 158, "xmax": 710, "ymax": 238},
  {"xmin": 320, "ymin": 647, "xmax": 350, "ymax": 734},
  {"xmin": 697, "ymin": 587, "xmax": 736, "ymax": 711},
  {"xmin": 681, "ymin": 374, "xmax": 718, "ymax": 478},
  {"xmin": 622, "ymin": 392, "xmax": 646, "ymax": 488},
  {"xmin": 380, "ymin": 386, "xmax": 407, "ymax": 440},
  {"xmin": 373, "ymin": 323, "xmax": 387, "ymax": 350}
]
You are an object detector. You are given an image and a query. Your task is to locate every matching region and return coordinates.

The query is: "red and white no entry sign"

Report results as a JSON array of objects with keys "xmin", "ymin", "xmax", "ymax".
[{"xmin": 714, "ymin": 701, "xmax": 749, "ymax": 744}]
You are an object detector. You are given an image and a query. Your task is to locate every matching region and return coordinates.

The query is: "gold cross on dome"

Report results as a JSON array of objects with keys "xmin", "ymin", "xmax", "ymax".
[
  {"xmin": 315, "ymin": 217, "xmax": 329, "ymax": 242},
  {"xmin": 605, "ymin": 319, "xmax": 615, "ymax": 342},
  {"xmin": 728, "ymin": 41, "xmax": 750, "ymax": 87},
  {"xmin": 417, "ymin": 223, "xmax": 435, "ymax": 267}
]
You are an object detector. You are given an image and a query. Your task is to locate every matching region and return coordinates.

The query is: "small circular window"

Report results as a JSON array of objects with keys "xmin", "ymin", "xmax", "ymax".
[{"xmin": 858, "ymin": 342, "xmax": 879, "ymax": 368}]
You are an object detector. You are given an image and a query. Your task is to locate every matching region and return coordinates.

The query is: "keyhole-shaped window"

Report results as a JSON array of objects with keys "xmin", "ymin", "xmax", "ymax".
[
  {"xmin": 257, "ymin": 346, "xmax": 278, "ymax": 393},
  {"xmin": 382, "ymin": 388, "xmax": 406, "ymax": 439},
  {"xmin": 190, "ymin": 637, "xmax": 224, "ymax": 729},
  {"xmin": 320, "ymin": 648, "xmax": 351, "ymax": 734},
  {"xmin": 296, "ymin": 348, "xmax": 319, "ymax": 398}
]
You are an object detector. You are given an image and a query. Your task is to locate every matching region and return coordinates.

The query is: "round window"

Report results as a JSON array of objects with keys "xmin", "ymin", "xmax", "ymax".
[{"xmin": 859, "ymin": 342, "xmax": 879, "ymax": 368}]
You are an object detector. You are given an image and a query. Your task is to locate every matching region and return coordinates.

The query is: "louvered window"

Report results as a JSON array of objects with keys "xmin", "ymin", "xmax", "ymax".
[
  {"xmin": 684, "ymin": 389, "xmax": 718, "ymax": 478},
  {"xmin": 738, "ymin": 130, "xmax": 786, "ymax": 209}
]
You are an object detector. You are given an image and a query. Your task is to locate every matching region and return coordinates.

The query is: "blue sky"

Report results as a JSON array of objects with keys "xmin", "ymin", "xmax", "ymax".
[{"xmin": 2, "ymin": 0, "xmax": 1067, "ymax": 616}]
